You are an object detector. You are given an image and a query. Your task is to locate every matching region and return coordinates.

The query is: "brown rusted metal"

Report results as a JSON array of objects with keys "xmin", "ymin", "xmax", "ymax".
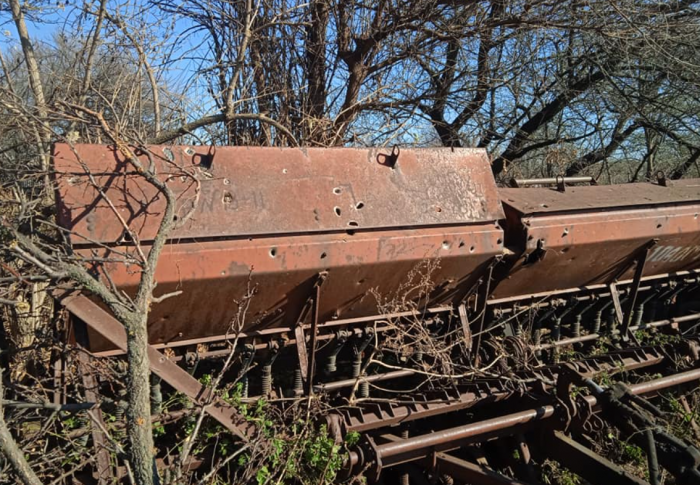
[
  {"xmin": 380, "ymin": 434, "xmax": 528, "ymax": 485},
  {"xmin": 55, "ymin": 289, "xmax": 254, "ymax": 440},
  {"xmin": 435, "ymin": 452, "xmax": 529, "ymax": 485},
  {"xmin": 347, "ymin": 367, "xmax": 700, "ymax": 473},
  {"xmin": 53, "ymin": 144, "xmax": 504, "ymax": 241},
  {"xmin": 541, "ymin": 431, "xmax": 649, "ymax": 485},
  {"xmin": 495, "ymin": 181, "xmax": 700, "ymax": 299},
  {"xmin": 75, "ymin": 348, "xmax": 113, "ymax": 484},
  {"xmin": 52, "ymin": 144, "xmax": 506, "ymax": 352},
  {"xmin": 337, "ymin": 344, "xmax": 667, "ymax": 433}
]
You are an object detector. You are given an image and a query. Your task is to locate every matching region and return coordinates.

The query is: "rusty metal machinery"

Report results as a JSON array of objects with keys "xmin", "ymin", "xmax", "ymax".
[{"xmin": 51, "ymin": 144, "xmax": 700, "ymax": 484}]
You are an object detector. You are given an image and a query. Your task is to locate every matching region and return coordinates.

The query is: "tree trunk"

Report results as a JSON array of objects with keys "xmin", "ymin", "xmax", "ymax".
[
  {"xmin": 0, "ymin": 367, "xmax": 43, "ymax": 485},
  {"xmin": 125, "ymin": 313, "xmax": 157, "ymax": 485}
]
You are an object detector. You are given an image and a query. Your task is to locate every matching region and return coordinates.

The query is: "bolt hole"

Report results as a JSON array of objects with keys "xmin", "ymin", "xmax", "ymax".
[
  {"xmin": 120, "ymin": 231, "xmax": 133, "ymax": 243},
  {"xmin": 270, "ymin": 248, "xmax": 277, "ymax": 258},
  {"xmin": 283, "ymin": 168, "xmax": 288, "ymax": 174},
  {"xmin": 320, "ymin": 252, "xmax": 327, "ymax": 259},
  {"xmin": 470, "ymin": 246, "xmax": 475, "ymax": 253},
  {"xmin": 458, "ymin": 241, "xmax": 465, "ymax": 248},
  {"xmin": 334, "ymin": 207, "xmax": 342, "ymax": 217},
  {"xmin": 223, "ymin": 178, "xmax": 231, "ymax": 185},
  {"xmin": 435, "ymin": 206, "xmax": 442, "ymax": 212},
  {"xmin": 346, "ymin": 230, "xmax": 356, "ymax": 236},
  {"xmin": 333, "ymin": 187, "xmax": 342, "ymax": 195},
  {"xmin": 497, "ymin": 238, "xmax": 503, "ymax": 245},
  {"xmin": 348, "ymin": 221, "xmax": 359, "ymax": 227},
  {"xmin": 442, "ymin": 241, "xmax": 450, "ymax": 249},
  {"xmin": 356, "ymin": 201, "xmax": 365, "ymax": 210},
  {"xmin": 657, "ymin": 223, "xmax": 662, "ymax": 229}
]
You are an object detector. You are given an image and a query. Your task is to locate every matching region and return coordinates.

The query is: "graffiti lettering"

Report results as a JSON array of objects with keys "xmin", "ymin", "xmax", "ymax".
[{"xmin": 648, "ymin": 245, "xmax": 700, "ymax": 264}]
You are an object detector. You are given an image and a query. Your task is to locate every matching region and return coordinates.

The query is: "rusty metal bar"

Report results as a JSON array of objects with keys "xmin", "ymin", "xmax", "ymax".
[
  {"xmin": 56, "ymin": 290, "xmax": 254, "ymax": 440},
  {"xmin": 339, "ymin": 344, "xmax": 667, "ymax": 432},
  {"xmin": 314, "ymin": 370, "xmax": 415, "ymax": 392},
  {"xmin": 91, "ymin": 308, "xmax": 451, "ymax": 358},
  {"xmin": 306, "ymin": 273, "xmax": 326, "ymax": 395},
  {"xmin": 75, "ymin": 349, "xmax": 113, "ymax": 485},
  {"xmin": 348, "ymin": 367, "xmax": 700, "ymax": 470},
  {"xmin": 487, "ymin": 269, "xmax": 700, "ymax": 307},
  {"xmin": 542, "ymin": 431, "xmax": 649, "ymax": 485},
  {"xmin": 435, "ymin": 452, "xmax": 529, "ymax": 485},
  {"xmin": 380, "ymin": 434, "xmax": 527, "ymax": 485},
  {"xmin": 534, "ymin": 313, "xmax": 700, "ymax": 350},
  {"xmin": 621, "ymin": 241, "xmax": 657, "ymax": 338},
  {"xmin": 508, "ymin": 177, "xmax": 595, "ymax": 188}
]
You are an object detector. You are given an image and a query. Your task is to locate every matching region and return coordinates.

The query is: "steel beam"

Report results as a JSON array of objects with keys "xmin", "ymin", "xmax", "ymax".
[
  {"xmin": 57, "ymin": 290, "xmax": 254, "ymax": 440},
  {"xmin": 542, "ymin": 431, "xmax": 649, "ymax": 485},
  {"xmin": 436, "ymin": 452, "xmax": 528, "ymax": 485}
]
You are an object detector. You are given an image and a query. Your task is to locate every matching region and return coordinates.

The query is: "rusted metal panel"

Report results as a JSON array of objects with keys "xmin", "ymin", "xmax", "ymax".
[
  {"xmin": 53, "ymin": 144, "xmax": 503, "ymax": 243},
  {"xmin": 495, "ymin": 183, "xmax": 700, "ymax": 298},
  {"xmin": 78, "ymin": 224, "xmax": 503, "ymax": 351},
  {"xmin": 499, "ymin": 181, "xmax": 700, "ymax": 215}
]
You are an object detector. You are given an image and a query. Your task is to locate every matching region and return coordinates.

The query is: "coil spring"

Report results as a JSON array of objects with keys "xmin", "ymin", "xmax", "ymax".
[
  {"xmin": 359, "ymin": 380, "xmax": 369, "ymax": 399},
  {"xmin": 352, "ymin": 356, "xmax": 362, "ymax": 379},
  {"xmin": 114, "ymin": 390, "xmax": 128, "ymax": 439},
  {"xmin": 150, "ymin": 375, "xmax": 163, "ymax": 415},
  {"xmin": 593, "ymin": 310, "xmax": 602, "ymax": 334},
  {"xmin": 293, "ymin": 368, "xmax": 303, "ymax": 396},
  {"xmin": 262, "ymin": 363, "xmax": 272, "ymax": 397},
  {"xmin": 326, "ymin": 354, "xmax": 337, "ymax": 374},
  {"xmin": 552, "ymin": 317, "xmax": 561, "ymax": 341},
  {"xmin": 635, "ymin": 303, "xmax": 645, "ymax": 327},
  {"xmin": 241, "ymin": 373, "xmax": 249, "ymax": 398},
  {"xmin": 573, "ymin": 314, "xmax": 581, "ymax": 338}
]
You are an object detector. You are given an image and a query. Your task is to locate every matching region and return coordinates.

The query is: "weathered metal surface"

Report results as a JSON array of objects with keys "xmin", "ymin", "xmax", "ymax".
[
  {"xmin": 79, "ymin": 225, "xmax": 503, "ymax": 351},
  {"xmin": 56, "ymin": 290, "xmax": 254, "ymax": 439},
  {"xmin": 347, "ymin": 368, "xmax": 700, "ymax": 472},
  {"xmin": 499, "ymin": 181, "xmax": 700, "ymax": 214},
  {"xmin": 541, "ymin": 431, "xmax": 649, "ymax": 485},
  {"xmin": 336, "ymin": 345, "xmax": 666, "ymax": 432},
  {"xmin": 434, "ymin": 451, "xmax": 529, "ymax": 485},
  {"xmin": 495, "ymin": 182, "xmax": 700, "ymax": 298},
  {"xmin": 53, "ymin": 144, "xmax": 504, "ymax": 242}
]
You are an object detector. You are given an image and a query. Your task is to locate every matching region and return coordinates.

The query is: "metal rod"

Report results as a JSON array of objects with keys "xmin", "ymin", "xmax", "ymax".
[
  {"xmin": 534, "ymin": 313, "xmax": 700, "ymax": 350},
  {"xmin": 509, "ymin": 177, "xmax": 594, "ymax": 187},
  {"xmin": 349, "ymin": 367, "xmax": 700, "ymax": 469},
  {"xmin": 314, "ymin": 370, "xmax": 415, "ymax": 392}
]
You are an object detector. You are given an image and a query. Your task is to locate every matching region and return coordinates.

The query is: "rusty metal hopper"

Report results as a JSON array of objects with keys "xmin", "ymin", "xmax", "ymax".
[
  {"xmin": 494, "ymin": 179, "xmax": 700, "ymax": 300},
  {"xmin": 53, "ymin": 144, "xmax": 504, "ymax": 351}
]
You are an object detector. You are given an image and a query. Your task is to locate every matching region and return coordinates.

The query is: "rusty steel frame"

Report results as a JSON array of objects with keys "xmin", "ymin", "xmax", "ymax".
[
  {"xmin": 379, "ymin": 434, "xmax": 528, "ymax": 485},
  {"xmin": 541, "ymin": 431, "xmax": 649, "ymax": 485},
  {"xmin": 335, "ymin": 343, "xmax": 668, "ymax": 433},
  {"xmin": 75, "ymin": 347, "xmax": 113, "ymax": 484},
  {"xmin": 435, "ymin": 452, "xmax": 529, "ymax": 485},
  {"xmin": 56, "ymin": 290, "xmax": 254, "ymax": 440},
  {"xmin": 347, "ymin": 367, "xmax": 700, "ymax": 473}
]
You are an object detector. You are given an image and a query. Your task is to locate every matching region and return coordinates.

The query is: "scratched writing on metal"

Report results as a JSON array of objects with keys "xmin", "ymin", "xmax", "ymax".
[{"xmin": 648, "ymin": 245, "xmax": 700, "ymax": 264}]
